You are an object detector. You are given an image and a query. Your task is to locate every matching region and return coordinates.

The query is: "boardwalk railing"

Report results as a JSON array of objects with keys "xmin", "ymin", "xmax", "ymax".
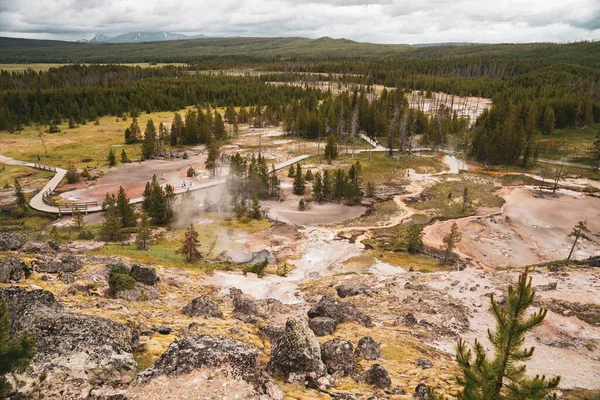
[
  {"xmin": 32, "ymin": 163, "xmax": 57, "ymax": 172},
  {"xmin": 41, "ymin": 188, "xmax": 97, "ymax": 214}
]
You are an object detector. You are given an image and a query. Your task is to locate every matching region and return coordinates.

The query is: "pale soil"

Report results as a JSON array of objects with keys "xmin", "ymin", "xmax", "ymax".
[
  {"xmin": 57, "ymin": 146, "xmax": 211, "ymax": 203},
  {"xmin": 422, "ymin": 187, "xmax": 600, "ymax": 269},
  {"xmin": 127, "ymin": 369, "xmax": 259, "ymax": 400},
  {"xmin": 422, "ymin": 267, "xmax": 600, "ymax": 390}
]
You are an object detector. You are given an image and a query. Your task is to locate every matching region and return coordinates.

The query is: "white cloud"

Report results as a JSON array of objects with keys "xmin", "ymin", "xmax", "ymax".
[{"xmin": 0, "ymin": 0, "xmax": 598, "ymax": 43}]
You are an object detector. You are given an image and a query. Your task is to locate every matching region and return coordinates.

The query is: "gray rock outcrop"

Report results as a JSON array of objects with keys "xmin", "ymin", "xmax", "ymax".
[
  {"xmin": 335, "ymin": 283, "xmax": 372, "ymax": 298},
  {"xmin": 321, "ymin": 338, "xmax": 356, "ymax": 376},
  {"xmin": 356, "ymin": 363, "xmax": 391, "ymax": 389},
  {"xmin": 33, "ymin": 253, "xmax": 82, "ymax": 273},
  {"xmin": 130, "ymin": 264, "xmax": 159, "ymax": 285},
  {"xmin": 0, "ymin": 256, "xmax": 27, "ymax": 282},
  {"xmin": 21, "ymin": 241, "xmax": 55, "ymax": 254},
  {"xmin": 0, "ymin": 232, "xmax": 26, "ymax": 251},
  {"xmin": 354, "ymin": 336, "xmax": 382, "ymax": 360},
  {"xmin": 0, "ymin": 286, "xmax": 139, "ymax": 397},
  {"xmin": 182, "ymin": 295, "xmax": 223, "ymax": 318},
  {"xmin": 267, "ymin": 318, "xmax": 326, "ymax": 379},
  {"xmin": 137, "ymin": 334, "xmax": 261, "ymax": 385},
  {"xmin": 309, "ymin": 316, "xmax": 337, "ymax": 336},
  {"xmin": 307, "ymin": 296, "xmax": 372, "ymax": 327}
]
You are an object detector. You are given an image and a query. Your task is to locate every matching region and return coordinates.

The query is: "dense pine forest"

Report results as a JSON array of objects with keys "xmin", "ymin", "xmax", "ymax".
[{"xmin": 1, "ymin": 37, "xmax": 599, "ymax": 165}]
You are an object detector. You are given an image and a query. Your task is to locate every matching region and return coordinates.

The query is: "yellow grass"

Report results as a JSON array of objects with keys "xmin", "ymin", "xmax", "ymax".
[
  {"xmin": 0, "ymin": 110, "xmax": 183, "ymax": 170},
  {"xmin": 0, "ymin": 63, "xmax": 187, "ymax": 73}
]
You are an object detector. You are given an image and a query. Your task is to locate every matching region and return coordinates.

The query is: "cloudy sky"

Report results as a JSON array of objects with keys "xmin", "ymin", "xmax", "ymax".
[{"xmin": 0, "ymin": 0, "xmax": 599, "ymax": 44}]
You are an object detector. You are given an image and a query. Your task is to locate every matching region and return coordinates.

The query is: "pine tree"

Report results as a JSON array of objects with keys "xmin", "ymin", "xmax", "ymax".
[
  {"xmin": 136, "ymin": 213, "xmax": 152, "ymax": 250},
  {"xmin": 164, "ymin": 184, "xmax": 175, "ymax": 221},
  {"xmin": 567, "ymin": 220, "xmax": 591, "ymax": 261},
  {"xmin": 13, "ymin": 178, "xmax": 27, "ymax": 210},
  {"xmin": 206, "ymin": 141, "xmax": 220, "ymax": 176},
  {"xmin": 72, "ymin": 207, "xmax": 85, "ymax": 230},
  {"xmin": 304, "ymin": 169, "xmax": 314, "ymax": 181},
  {"xmin": 324, "ymin": 134, "xmax": 338, "ymax": 161},
  {"xmin": 142, "ymin": 175, "xmax": 170, "ymax": 224},
  {"xmin": 181, "ymin": 224, "xmax": 202, "ymax": 263},
  {"xmin": 313, "ymin": 171, "xmax": 323, "ymax": 202},
  {"xmin": 120, "ymin": 148, "xmax": 129, "ymax": 163},
  {"xmin": 442, "ymin": 222, "xmax": 461, "ymax": 264},
  {"xmin": 125, "ymin": 118, "xmax": 141, "ymax": 144},
  {"xmin": 542, "ymin": 106, "xmax": 556, "ymax": 136},
  {"xmin": 451, "ymin": 271, "xmax": 560, "ymax": 400},
  {"xmin": 249, "ymin": 195, "xmax": 262, "ymax": 219},
  {"xmin": 288, "ymin": 163, "xmax": 295, "ymax": 178},
  {"xmin": 293, "ymin": 163, "xmax": 305, "ymax": 195},
  {"xmin": 213, "ymin": 111, "xmax": 226, "ymax": 140},
  {"xmin": 407, "ymin": 225, "xmax": 423, "ymax": 253},
  {"xmin": 101, "ymin": 207, "xmax": 122, "ymax": 241},
  {"xmin": 269, "ymin": 164, "xmax": 280, "ymax": 198},
  {"xmin": 107, "ymin": 147, "xmax": 116, "ymax": 167},
  {"xmin": 115, "ymin": 186, "xmax": 136, "ymax": 227},
  {"xmin": 141, "ymin": 119, "xmax": 156, "ymax": 160},
  {"xmin": 0, "ymin": 302, "xmax": 35, "ymax": 397}
]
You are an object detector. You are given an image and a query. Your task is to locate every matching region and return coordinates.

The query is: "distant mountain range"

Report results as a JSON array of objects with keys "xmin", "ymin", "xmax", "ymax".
[{"xmin": 77, "ymin": 31, "xmax": 208, "ymax": 44}]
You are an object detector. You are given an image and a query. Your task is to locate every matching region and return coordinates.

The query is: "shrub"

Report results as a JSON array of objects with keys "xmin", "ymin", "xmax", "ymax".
[
  {"xmin": 242, "ymin": 259, "xmax": 268, "ymax": 278},
  {"xmin": 187, "ymin": 166, "xmax": 196, "ymax": 177},
  {"xmin": 66, "ymin": 163, "xmax": 81, "ymax": 184},
  {"xmin": 298, "ymin": 199, "xmax": 307, "ymax": 211},
  {"xmin": 78, "ymin": 229, "xmax": 95, "ymax": 240},
  {"xmin": 108, "ymin": 265, "xmax": 136, "ymax": 292}
]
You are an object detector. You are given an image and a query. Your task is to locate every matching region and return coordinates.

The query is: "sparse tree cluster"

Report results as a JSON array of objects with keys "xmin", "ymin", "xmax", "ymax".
[
  {"xmin": 313, "ymin": 161, "xmax": 363, "ymax": 205},
  {"xmin": 227, "ymin": 152, "xmax": 279, "ymax": 201},
  {"xmin": 142, "ymin": 175, "xmax": 175, "ymax": 224}
]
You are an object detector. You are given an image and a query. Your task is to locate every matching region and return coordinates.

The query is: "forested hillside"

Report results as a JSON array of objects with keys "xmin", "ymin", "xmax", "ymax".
[{"xmin": 1, "ymin": 38, "xmax": 599, "ymax": 165}]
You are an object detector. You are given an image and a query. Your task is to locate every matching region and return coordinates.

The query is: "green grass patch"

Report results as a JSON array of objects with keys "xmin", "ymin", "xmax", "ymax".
[
  {"xmin": 0, "ymin": 164, "xmax": 53, "ymax": 190},
  {"xmin": 340, "ymin": 200, "xmax": 398, "ymax": 228},
  {"xmin": 536, "ymin": 123, "xmax": 600, "ymax": 165},
  {"xmin": 409, "ymin": 173, "xmax": 504, "ymax": 218},
  {"xmin": 314, "ymin": 152, "xmax": 445, "ymax": 187}
]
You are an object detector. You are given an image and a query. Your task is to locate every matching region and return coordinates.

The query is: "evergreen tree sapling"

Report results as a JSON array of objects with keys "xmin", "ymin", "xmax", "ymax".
[
  {"xmin": 107, "ymin": 147, "xmax": 116, "ymax": 167},
  {"xmin": 567, "ymin": 220, "xmax": 591, "ymax": 261},
  {"xmin": 13, "ymin": 178, "xmax": 27, "ymax": 210},
  {"xmin": 442, "ymin": 222, "xmax": 461, "ymax": 264},
  {"xmin": 141, "ymin": 119, "xmax": 157, "ymax": 160},
  {"xmin": 451, "ymin": 271, "xmax": 560, "ymax": 400},
  {"xmin": 181, "ymin": 224, "xmax": 202, "ymax": 263},
  {"xmin": 136, "ymin": 213, "xmax": 152, "ymax": 250},
  {"xmin": 72, "ymin": 207, "xmax": 85, "ymax": 230},
  {"xmin": 293, "ymin": 163, "xmax": 306, "ymax": 195}
]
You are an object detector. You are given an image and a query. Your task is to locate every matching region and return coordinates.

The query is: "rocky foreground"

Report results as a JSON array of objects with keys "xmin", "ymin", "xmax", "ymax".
[{"xmin": 1, "ymin": 232, "xmax": 599, "ymax": 399}]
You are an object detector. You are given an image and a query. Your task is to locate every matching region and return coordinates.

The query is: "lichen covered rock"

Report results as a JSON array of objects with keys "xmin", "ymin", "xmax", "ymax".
[
  {"xmin": 309, "ymin": 316, "xmax": 337, "ymax": 336},
  {"xmin": 267, "ymin": 318, "xmax": 326, "ymax": 379},
  {"xmin": 307, "ymin": 296, "xmax": 372, "ymax": 327},
  {"xmin": 0, "ymin": 232, "xmax": 27, "ymax": 251},
  {"xmin": 137, "ymin": 334, "xmax": 261, "ymax": 385},
  {"xmin": 321, "ymin": 338, "xmax": 356, "ymax": 376},
  {"xmin": 182, "ymin": 295, "xmax": 223, "ymax": 318},
  {"xmin": 0, "ymin": 256, "xmax": 27, "ymax": 282},
  {"xmin": 354, "ymin": 336, "xmax": 382, "ymax": 360},
  {"xmin": 356, "ymin": 364, "xmax": 391, "ymax": 389},
  {"xmin": 130, "ymin": 264, "xmax": 159, "ymax": 286}
]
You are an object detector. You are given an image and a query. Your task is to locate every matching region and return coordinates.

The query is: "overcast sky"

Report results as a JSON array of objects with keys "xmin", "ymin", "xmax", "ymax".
[{"xmin": 0, "ymin": 0, "xmax": 599, "ymax": 44}]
